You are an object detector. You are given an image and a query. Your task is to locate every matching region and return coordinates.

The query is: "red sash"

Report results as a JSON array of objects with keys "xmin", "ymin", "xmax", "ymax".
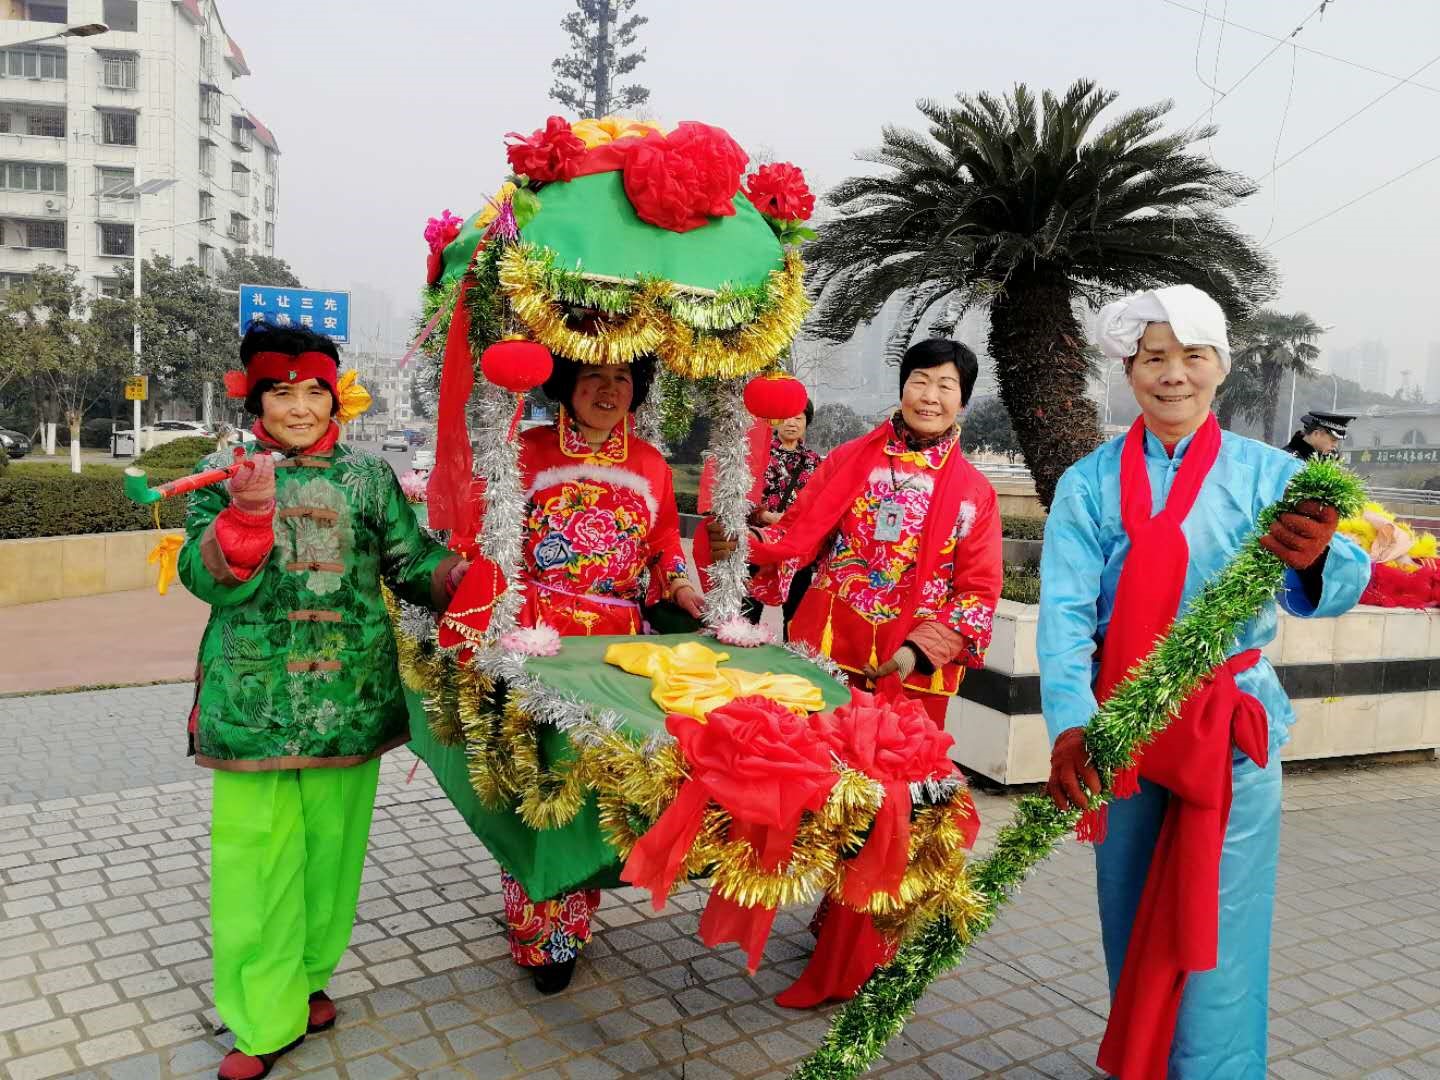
[
  {"xmin": 750, "ymin": 417, "xmax": 969, "ymax": 694},
  {"xmin": 1090, "ymin": 416, "xmax": 1271, "ymax": 1079}
]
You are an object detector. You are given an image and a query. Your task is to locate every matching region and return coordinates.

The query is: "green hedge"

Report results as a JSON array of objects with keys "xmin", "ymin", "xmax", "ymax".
[
  {"xmin": 1000, "ymin": 515, "xmax": 1045, "ymax": 541},
  {"xmin": 1001, "ymin": 563, "xmax": 1041, "ymax": 605},
  {"xmin": 135, "ymin": 436, "xmax": 217, "ymax": 471},
  {"xmin": 0, "ymin": 464, "xmax": 187, "ymax": 538},
  {"xmin": 674, "ymin": 490, "xmax": 698, "ymax": 517}
]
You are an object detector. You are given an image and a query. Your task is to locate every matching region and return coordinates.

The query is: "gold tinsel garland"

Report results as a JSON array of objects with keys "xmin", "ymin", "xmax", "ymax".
[
  {"xmin": 497, "ymin": 246, "xmax": 810, "ymax": 379},
  {"xmin": 392, "ymin": 619, "xmax": 977, "ymax": 950}
]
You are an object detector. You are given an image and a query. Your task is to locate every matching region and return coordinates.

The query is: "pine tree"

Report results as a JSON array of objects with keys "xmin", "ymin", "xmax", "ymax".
[{"xmin": 549, "ymin": 0, "xmax": 650, "ymax": 118}]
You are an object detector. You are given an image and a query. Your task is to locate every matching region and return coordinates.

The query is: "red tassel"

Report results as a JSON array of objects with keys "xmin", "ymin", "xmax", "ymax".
[
  {"xmin": 1075, "ymin": 806, "xmax": 1108, "ymax": 845},
  {"xmin": 1113, "ymin": 765, "xmax": 1140, "ymax": 799},
  {"xmin": 427, "ymin": 277, "xmax": 478, "ymax": 543}
]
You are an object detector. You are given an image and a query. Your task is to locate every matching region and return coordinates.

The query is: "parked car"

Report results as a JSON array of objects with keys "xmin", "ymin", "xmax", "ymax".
[
  {"xmin": 381, "ymin": 430, "xmax": 409, "ymax": 452},
  {"xmin": 0, "ymin": 428, "xmax": 30, "ymax": 458},
  {"xmin": 411, "ymin": 448, "xmax": 435, "ymax": 473}
]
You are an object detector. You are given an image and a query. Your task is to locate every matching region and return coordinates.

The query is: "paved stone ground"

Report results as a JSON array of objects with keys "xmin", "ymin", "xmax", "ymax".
[{"xmin": 3, "ymin": 685, "xmax": 1440, "ymax": 1079}]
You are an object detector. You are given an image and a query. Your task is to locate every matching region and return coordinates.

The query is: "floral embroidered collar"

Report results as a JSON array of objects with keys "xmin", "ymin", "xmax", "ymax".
[
  {"xmin": 884, "ymin": 412, "xmax": 956, "ymax": 470},
  {"xmin": 557, "ymin": 406, "xmax": 630, "ymax": 465}
]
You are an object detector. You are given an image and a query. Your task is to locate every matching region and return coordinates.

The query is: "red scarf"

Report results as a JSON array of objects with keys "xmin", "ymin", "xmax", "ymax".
[
  {"xmin": 749, "ymin": 416, "xmax": 967, "ymax": 693},
  {"xmin": 1090, "ymin": 415, "xmax": 1270, "ymax": 1079}
]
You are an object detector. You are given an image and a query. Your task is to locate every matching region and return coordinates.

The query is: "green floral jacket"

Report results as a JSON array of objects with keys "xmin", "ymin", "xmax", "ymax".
[{"xmin": 178, "ymin": 441, "xmax": 456, "ymax": 771}]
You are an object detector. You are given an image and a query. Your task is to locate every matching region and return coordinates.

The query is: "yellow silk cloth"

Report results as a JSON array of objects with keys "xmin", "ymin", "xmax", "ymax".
[
  {"xmin": 603, "ymin": 641, "xmax": 826, "ymax": 720},
  {"xmin": 147, "ymin": 534, "xmax": 184, "ymax": 595}
]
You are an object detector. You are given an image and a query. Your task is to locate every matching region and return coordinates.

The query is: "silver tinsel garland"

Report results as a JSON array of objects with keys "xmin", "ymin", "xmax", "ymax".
[
  {"xmin": 701, "ymin": 376, "xmax": 755, "ymax": 626},
  {"xmin": 634, "ymin": 391, "xmax": 667, "ymax": 457},
  {"xmin": 472, "ymin": 382, "xmax": 527, "ymax": 637}
]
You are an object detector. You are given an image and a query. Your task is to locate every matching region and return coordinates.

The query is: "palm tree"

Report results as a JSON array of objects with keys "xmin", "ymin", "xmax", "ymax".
[
  {"xmin": 1217, "ymin": 310, "xmax": 1325, "ymax": 444},
  {"xmin": 805, "ymin": 81, "xmax": 1275, "ymax": 506}
]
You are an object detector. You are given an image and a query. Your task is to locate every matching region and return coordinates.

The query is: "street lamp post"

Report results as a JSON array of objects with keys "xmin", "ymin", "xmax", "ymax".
[
  {"xmin": 116, "ymin": 178, "xmax": 178, "ymax": 455},
  {"xmin": 2, "ymin": 23, "xmax": 109, "ymax": 49}
]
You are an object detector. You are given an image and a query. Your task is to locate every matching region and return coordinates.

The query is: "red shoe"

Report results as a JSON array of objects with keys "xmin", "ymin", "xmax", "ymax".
[
  {"xmin": 307, "ymin": 990, "xmax": 337, "ymax": 1033},
  {"xmin": 216, "ymin": 1035, "xmax": 304, "ymax": 1080}
]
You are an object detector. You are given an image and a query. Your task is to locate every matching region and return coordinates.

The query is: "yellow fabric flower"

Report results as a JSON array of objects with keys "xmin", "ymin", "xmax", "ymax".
[
  {"xmin": 474, "ymin": 180, "xmax": 519, "ymax": 229},
  {"xmin": 147, "ymin": 534, "xmax": 184, "ymax": 595},
  {"xmin": 604, "ymin": 640, "xmax": 825, "ymax": 719},
  {"xmin": 335, "ymin": 369, "xmax": 372, "ymax": 424},
  {"xmin": 571, "ymin": 116, "xmax": 664, "ymax": 148}
]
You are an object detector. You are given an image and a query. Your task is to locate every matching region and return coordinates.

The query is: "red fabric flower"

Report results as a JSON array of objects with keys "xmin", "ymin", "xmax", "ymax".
[
  {"xmin": 821, "ymin": 689, "xmax": 956, "ymax": 783},
  {"xmin": 505, "ymin": 116, "xmax": 587, "ymax": 184},
  {"xmin": 622, "ymin": 121, "xmax": 748, "ymax": 233},
  {"xmin": 744, "ymin": 162, "xmax": 815, "ymax": 222},
  {"xmin": 819, "ymin": 690, "xmax": 962, "ymax": 906},
  {"xmin": 223, "ymin": 370, "xmax": 249, "ymax": 399},
  {"xmin": 621, "ymin": 696, "xmax": 836, "ymax": 912}
]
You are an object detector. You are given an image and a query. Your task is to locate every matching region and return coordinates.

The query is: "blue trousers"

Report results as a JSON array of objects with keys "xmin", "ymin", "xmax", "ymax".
[{"xmin": 1095, "ymin": 752, "xmax": 1282, "ymax": 1079}]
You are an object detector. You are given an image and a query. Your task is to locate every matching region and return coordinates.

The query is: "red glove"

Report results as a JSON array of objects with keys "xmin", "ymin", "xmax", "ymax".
[
  {"xmin": 1047, "ymin": 726, "xmax": 1101, "ymax": 812},
  {"xmin": 228, "ymin": 453, "xmax": 276, "ymax": 515},
  {"xmin": 1259, "ymin": 499, "xmax": 1338, "ymax": 570}
]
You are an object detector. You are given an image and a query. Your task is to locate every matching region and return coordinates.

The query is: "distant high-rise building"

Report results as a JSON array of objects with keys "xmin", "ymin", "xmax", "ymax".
[
  {"xmin": 1424, "ymin": 343, "xmax": 1440, "ymax": 404},
  {"xmin": 0, "ymin": 0, "xmax": 280, "ymax": 297},
  {"xmin": 1329, "ymin": 340, "xmax": 1390, "ymax": 394}
]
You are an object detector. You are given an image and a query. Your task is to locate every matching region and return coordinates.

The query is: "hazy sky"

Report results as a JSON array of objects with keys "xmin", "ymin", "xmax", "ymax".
[{"xmin": 223, "ymin": 0, "xmax": 1440, "ymax": 390}]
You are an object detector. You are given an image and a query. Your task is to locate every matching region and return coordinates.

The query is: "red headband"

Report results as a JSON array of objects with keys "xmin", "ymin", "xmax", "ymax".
[{"xmin": 224, "ymin": 350, "xmax": 339, "ymax": 399}]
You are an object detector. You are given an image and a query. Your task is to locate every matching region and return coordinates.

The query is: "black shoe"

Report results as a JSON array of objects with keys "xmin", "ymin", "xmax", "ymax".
[{"xmin": 531, "ymin": 957, "xmax": 577, "ymax": 995}]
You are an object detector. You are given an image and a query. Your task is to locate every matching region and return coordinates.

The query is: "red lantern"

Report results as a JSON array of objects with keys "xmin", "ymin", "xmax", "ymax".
[
  {"xmin": 481, "ymin": 338, "xmax": 553, "ymax": 393},
  {"xmin": 744, "ymin": 372, "xmax": 808, "ymax": 421}
]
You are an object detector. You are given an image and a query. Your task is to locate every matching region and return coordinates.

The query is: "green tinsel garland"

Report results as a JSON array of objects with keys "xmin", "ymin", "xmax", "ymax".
[{"xmin": 789, "ymin": 458, "xmax": 1366, "ymax": 1079}]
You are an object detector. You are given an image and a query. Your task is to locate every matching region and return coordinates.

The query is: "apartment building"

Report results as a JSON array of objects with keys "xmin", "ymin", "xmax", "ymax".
[{"xmin": 0, "ymin": 0, "xmax": 278, "ymax": 296}]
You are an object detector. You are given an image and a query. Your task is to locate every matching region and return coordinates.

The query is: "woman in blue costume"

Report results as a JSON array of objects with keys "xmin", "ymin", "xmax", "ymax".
[{"xmin": 1038, "ymin": 285, "xmax": 1369, "ymax": 1079}]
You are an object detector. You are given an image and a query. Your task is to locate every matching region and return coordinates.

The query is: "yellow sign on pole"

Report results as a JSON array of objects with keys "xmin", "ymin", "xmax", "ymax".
[{"xmin": 124, "ymin": 375, "xmax": 148, "ymax": 401}]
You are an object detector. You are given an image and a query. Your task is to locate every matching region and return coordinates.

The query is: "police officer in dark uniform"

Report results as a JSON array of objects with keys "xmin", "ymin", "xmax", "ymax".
[{"xmin": 1284, "ymin": 410, "xmax": 1355, "ymax": 461}]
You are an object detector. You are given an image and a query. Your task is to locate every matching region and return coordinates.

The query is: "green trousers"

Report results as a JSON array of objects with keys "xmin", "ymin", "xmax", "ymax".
[{"xmin": 210, "ymin": 759, "xmax": 380, "ymax": 1056}]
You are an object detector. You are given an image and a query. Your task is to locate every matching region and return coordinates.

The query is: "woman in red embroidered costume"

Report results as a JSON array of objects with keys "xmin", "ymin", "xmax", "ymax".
[
  {"xmin": 503, "ymin": 353, "xmax": 702, "ymax": 993},
  {"xmin": 719, "ymin": 340, "xmax": 1003, "ymax": 726}
]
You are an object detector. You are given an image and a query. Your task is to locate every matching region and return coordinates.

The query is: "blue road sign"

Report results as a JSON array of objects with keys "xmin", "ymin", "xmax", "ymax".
[{"xmin": 238, "ymin": 284, "xmax": 351, "ymax": 343}]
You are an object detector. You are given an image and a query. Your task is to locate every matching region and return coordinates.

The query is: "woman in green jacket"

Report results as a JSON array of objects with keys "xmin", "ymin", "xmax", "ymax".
[{"xmin": 180, "ymin": 324, "xmax": 466, "ymax": 1080}]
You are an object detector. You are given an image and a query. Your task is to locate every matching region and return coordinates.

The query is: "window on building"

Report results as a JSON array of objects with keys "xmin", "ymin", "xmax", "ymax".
[
  {"xmin": 230, "ymin": 115, "xmax": 253, "ymax": 152},
  {"xmin": 97, "ymin": 166, "xmax": 134, "ymax": 197},
  {"xmin": 264, "ymin": 222, "xmax": 274, "ymax": 247},
  {"xmin": 0, "ymin": 162, "xmax": 67, "ymax": 193},
  {"xmin": 99, "ymin": 110, "xmax": 137, "ymax": 146},
  {"xmin": 103, "ymin": 0, "xmax": 139, "ymax": 32},
  {"xmin": 199, "ymin": 87, "xmax": 220, "ymax": 126},
  {"xmin": 26, "ymin": 111, "xmax": 64, "ymax": 138},
  {"xmin": 0, "ymin": 114, "xmax": 9, "ymax": 135},
  {"xmin": 23, "ymin": 4, "xmax": 67, "ymax": 25},
  {"xmin": 198, "ymin": 244, "xmax": 216, "ymax": 275},
  {"xmin": 99, "ymin": 222, "xmax": 134, "ymax": 257},
  {"xmin": 2, "ymin": 47, "xmax": 67, "ymax": 80},
  {"xmin": 264, "ymin": 147, "xmax": 277, "ymax": 174},
  {"xmin": 1402, "ymin": 429, "xmax": 1429, "ymax": 447},
  {"xmin": 264, "ymin": 185, "xmax": 274, "ymax": 211},
  {"xmin": 100, "ymin": 53, "xmax": 138, "ymax": 90},
  {"xmin": 231, "ymin": 166, "xmax": 250, "ymax": 198},
  {"xmin": 96, "ymin": 276, "xmax": 124, "ymax": 298},
  {"xmin": 0, "ymin": 272, "xmax": 33, "ymax": 291},
  {"xmin": 228, "ymin": 212, "xmax": 248, "ymax": 241},
  {"xmin": 25, "ymin": 220, "xmax": 66, "ymax": 250},
  {"xmin": 198, "ymin": 190, "xmax": 214, "ymax": 227},
  {"xmin": 198, "ymin": 140, "xmax": 215, "ymax": 177}
]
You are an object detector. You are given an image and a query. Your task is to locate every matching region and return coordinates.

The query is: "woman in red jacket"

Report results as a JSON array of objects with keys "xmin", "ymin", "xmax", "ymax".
[{"xmin": 504, "ymin": 354, "xmax": 702, "ymax": 992}]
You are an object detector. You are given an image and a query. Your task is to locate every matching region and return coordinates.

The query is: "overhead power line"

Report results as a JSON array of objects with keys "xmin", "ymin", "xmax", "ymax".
[
  {"xmin": 1267, "ymin": 150, "xmax": 1440, "ymax": 246},
  {"xmin": 1183, "ymin": 0, "xmax": 1333, "ymax": 128},
  {"xmin": 1256, "ymin": 50, "xmax": 1440, "ymax": 182},
  {"xmin": 1164, "ymin": 0, "xmax": 1440, "ymax": 95}
]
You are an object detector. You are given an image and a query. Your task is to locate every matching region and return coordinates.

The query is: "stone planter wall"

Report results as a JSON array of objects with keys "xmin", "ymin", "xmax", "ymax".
[
  {"xmin": 948, "ymin": 600, "xmax": 1440, "ymax": 785},
  {"xmin": 0, "ymin": 530, "xmax": 171, "ymax": 607}
]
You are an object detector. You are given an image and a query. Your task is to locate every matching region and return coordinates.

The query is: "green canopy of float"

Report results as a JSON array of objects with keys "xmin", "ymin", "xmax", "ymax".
[{"xmin": 438, "ymin": 171, "xmax": 785, "ymax": 293}]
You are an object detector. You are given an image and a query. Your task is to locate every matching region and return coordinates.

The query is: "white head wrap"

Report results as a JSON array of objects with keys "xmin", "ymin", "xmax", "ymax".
[{"xmin": 1094, "ymin": 284, "xmax": 1231, "ymax": 372}]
